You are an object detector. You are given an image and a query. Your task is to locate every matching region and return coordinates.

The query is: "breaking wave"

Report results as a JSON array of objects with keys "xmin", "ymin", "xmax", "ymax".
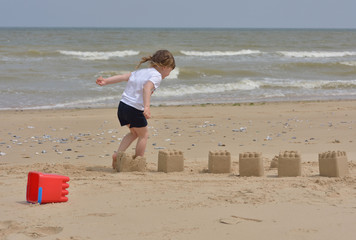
[
  {"xmin": 340, "ymin": 61, "xmax": 356, "ymax": 66},
  {"xmin": 58, "ymin": 50, "xmax": 139, "ymax": 60},
  {"xmin": 156, "ymin": 79, "xmax": 261, "ymax": 97},
  {"xmin": 156, "ymin": 79, "xmax": 356, "ymax": 97},
  {"xmin": 277, "ymin": 51, "xmax": 356, "ymax": 58},
  {"xmin": 180, "ymin": 50, "xmax": 261, "ymax": 57}
]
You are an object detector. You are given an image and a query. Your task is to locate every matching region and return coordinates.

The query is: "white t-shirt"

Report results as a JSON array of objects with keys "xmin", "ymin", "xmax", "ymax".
[{"xmin": 121, "ymin": 68, "xmax": 162, "ymax": 111}]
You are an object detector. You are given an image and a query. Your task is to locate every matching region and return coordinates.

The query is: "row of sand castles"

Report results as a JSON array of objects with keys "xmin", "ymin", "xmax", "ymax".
[{"xmin": 114, "ymin": 150, "xmax": 349, "ymax": 178}]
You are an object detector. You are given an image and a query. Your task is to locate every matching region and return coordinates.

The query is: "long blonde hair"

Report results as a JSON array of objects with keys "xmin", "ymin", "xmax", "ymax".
[{"xmin": 136, "ymin": 50, "xmax": 175, "ymax": 69}]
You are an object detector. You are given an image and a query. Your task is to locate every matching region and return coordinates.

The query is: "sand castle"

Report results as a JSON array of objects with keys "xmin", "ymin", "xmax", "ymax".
[
  {"xmin": 278, "ymin": 151, "xmax": 302, "ymax": 177},
  {"xmin": 208, "ymin": 150, "xmax": 231, "ymax": 173},
  {"xmin": 114, "ymin": 149, "xmax": 349, "ymax": 178},
  {"xmin": 270, "ymin": 155, "xmax": 279, "ymax": 168},
  {"xmin": 158, "ymin": 149, "xmax": 184, "ymax": 173},
  {"xmin": 239, "ymin": 152, "xmax": 264, "ymax": 177},
  {"xmin": 115, "ymin": 152, "xmax": 146, "ymax": 172},
  {"xmin": 319, "ymin": 151, "xmax": 349, "ymax": 177}
]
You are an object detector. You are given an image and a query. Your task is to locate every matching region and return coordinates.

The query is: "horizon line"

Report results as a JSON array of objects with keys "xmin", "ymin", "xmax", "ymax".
[{"xmin": 1, "ymin": 26, "xmax": 356, "ymax": 30}]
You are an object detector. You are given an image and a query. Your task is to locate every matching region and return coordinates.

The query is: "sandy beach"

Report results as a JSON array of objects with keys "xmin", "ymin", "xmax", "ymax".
[{"xmin": 1, "ymin": 100, "xmax": 356, "ymax": 240}]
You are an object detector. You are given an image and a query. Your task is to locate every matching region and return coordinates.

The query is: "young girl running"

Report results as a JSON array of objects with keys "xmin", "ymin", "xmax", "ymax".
[{"xmin": 96, "ymin": 50, "xmax": 175, "ymax": 169}]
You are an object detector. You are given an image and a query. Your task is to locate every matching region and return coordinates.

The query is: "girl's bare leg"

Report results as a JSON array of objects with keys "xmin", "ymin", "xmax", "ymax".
[
  {"xmin": 131, "ymin": 126, "xmax": 149, "ymax": 157},
  {"xmin": 111, "ymin": 126, "xmax": 148, "ymax": 168},
  {"xmin": 112, "ymin": 125, "xmax": 138, "ymax": 169}
]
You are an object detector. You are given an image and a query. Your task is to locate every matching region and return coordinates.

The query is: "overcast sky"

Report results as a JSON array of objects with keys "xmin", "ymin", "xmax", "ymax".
[{"xmin": 1, "ymin": 0, "xmax": 356, "ymax": 29}]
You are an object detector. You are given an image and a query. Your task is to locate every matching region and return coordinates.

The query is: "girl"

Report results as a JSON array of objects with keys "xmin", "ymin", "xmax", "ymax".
[{"xmin": 96, "ymin": 50, "xmax": 175, "ymax": 169}]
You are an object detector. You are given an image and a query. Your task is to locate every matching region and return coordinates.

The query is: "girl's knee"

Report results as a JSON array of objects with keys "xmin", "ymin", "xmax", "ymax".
[
  {"xmin": 132, "ymin": 127, "xmax": 148, "ymax": 139},
  {"xmin": 129, "ymin": 128, "xmax": 138, "ymax": 138},
  {"xmin": 139, "ymin": 130, "xmax": 149, "ymax": 139},
  {"xmin": 142, "ymin": 131, "xmax": 149, "ymax": 140}
]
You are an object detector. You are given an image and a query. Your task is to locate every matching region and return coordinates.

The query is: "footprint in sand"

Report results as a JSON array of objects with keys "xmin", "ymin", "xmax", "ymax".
[
  {"xmin": 0, "ymin": 220, "xmax": 63, "ymax": 239},
  {"xmin": 87, "ymin": 213, "xmax": 116, "ymax": 217},
  {"xmin": 219, "ymin": 215, "xmax": 262, "ymax": 225},
  {"xmin": 0, "ymin": 221, "xmax": 22, "ymax": 238},
  {"xmin": 25, "ymin": 226, "xmax": 63, "ymax": 238}
]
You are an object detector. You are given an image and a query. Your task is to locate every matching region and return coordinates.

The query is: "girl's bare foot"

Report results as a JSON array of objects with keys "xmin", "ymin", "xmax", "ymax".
[{"xmin": 113, "ymin": 151, "xmax": 125, "ymax": 171}]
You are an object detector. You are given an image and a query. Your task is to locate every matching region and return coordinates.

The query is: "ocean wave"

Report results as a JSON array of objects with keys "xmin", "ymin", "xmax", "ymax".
[
  {"xmin": 156, "ymin": 79, "xmax": 260, "ymax": 97},
  {"xmin": 261, "ymin": 79, "xmax": 356, "ymax": 89},
  {"xmin": 1, "ymin": 50, "xmax": 59, "ymax": 62},
  {"xmin": 9, "ymin": 49, "xmax": 57, "ymax": 57},
  {"xmin": 340, "ymin": 61, "xmax": 356, "ymax": 67},
  {"xmin": 0, "ymin": 96, "xmax": 121, "ymax": 111},
  {"xmin": 165, "ymin": 68, "xmax": 179, "ymax": 79},
  {"xmin": 178, "ymin": 68, "xmax": 264, "ymax": 79},
  {"xmin": 156, "ymin": 79, "xmax": 356, "ymax": 98},
  {"xmin": 306, "ymin": 80, "xmax": 356, "ymax": 89},
  {"xmin": 178, "ymin": 68, "xmax": 226, "ymax": 79},
  {"xmin": 262, "ymin": 93, "xmax": 286, "ymax": 98},
  {"xmin": 277, "ymin": 51, "xmax": 356, "ymax": 58},
  {"xmin": 180, "ymin": 50, "xmax": 261, "ymax": 57},
  {"xmin": 95, "ymin": 70, "xmax": 130, "ymax": 78},
  {"xmin": 58, "ymin": 50, "xmax": 139, "ymax": 60},
  {"xmin": 2, "ymin": 79, "xmax": 356, "ymax": 110}
]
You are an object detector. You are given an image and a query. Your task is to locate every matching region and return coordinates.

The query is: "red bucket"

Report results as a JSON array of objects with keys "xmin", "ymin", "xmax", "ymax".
[{"xmin": 26, "ymin": 171, "xmax": 70, "ymax": 204}]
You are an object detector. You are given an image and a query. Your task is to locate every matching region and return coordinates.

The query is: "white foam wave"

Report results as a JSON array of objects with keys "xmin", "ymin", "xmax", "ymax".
[
  {"xmin": 278, "ymin": 51, "xmax": 356, "ymax": 58},
  {"xmin": 340, "ymin": 61, "xmax": 356, "ymax": 66},
  {"xmin": 156, "ymin": 79, "xmax": 356, "ymax": 98},
  {"xmin": 156, "ymin": 79, "xmax": 260, "ymax": 97},
  {"xmin": 1, "ymin": 96, "xmax": 121, "ymax": 111},
  {"xmin": 263, "ymin": 79, "xmax": 356, "ymax": 89},
  {"xmin": 181, "ymin": 50, "xmax": 261, "ymax": 57},
  {"xmin": 165, "ymin": 68, "xmax": 179, "ymax": 79},
  {"xmin": 58, "ymin": 50, "xmax": 139, "ymax": 60},
  {"xmin": 305, "ymin": 80, "xmax": 356, "ymax": 89},
  {"xmin": 263, "ymin": 93, "xmax": 286, "ymax": 98}
]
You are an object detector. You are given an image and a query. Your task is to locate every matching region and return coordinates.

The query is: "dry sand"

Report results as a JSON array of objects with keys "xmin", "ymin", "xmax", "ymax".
[{"xmin": 1, "ymin": 100, "xmax": 356, "ymax": 240}]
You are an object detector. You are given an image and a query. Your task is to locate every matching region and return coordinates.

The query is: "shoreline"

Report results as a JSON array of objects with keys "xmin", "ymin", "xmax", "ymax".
[{"xmin": 1, "ymin": 98, "xmax": 356, "ymax": 112}]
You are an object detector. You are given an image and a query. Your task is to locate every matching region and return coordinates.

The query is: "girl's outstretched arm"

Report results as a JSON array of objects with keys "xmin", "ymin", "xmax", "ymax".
[{"xmin": 96, "ymin": 73, "xmax": 131, "ymax": 86}]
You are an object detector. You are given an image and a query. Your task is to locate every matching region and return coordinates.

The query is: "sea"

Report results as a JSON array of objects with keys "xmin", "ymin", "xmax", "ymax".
[{"xmin": 1, "ymin": 28, "xmax": 356, "ymax": 110}]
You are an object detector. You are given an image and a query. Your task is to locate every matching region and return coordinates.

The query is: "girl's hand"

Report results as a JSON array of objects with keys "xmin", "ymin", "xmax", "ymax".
[
  {"xmin": 143, "ymin": 106, "xmax": 151, "ymax": 119},
  {"xmin": 96, "ymin": 76, "xmax": 107, "ymax": 86}
]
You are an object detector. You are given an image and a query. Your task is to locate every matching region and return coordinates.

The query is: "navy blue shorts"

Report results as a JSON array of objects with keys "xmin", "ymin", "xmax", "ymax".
[{"xmin": 117, "ymin": 101, "xmax": 147, "ymax": 128}]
